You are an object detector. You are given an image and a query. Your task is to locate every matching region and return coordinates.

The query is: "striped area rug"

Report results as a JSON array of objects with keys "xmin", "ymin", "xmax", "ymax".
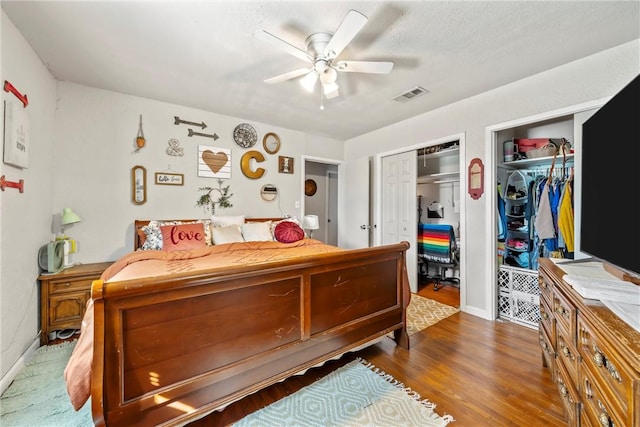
[
  {"xmin": 406, "ymin": 293, "xmax": 459, "ymax": 336},
  {"xmin": 233, "ymin": 358, "xmax": 453, "ymax": 427}
]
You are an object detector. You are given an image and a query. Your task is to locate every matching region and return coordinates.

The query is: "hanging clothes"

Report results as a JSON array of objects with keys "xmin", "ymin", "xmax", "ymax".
[
  {"xmin": 534, "ymin": 178, "xmax": 555, "ymax": 240},
  {"xmin": 558, "ymin": 177, "xmax": 574, "ymax": 253}
]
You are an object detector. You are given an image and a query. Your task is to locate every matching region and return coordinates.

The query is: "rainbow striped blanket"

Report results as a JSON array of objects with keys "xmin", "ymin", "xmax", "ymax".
[{"xmin": 418, "ymin": 223, "xmax": 455, "ymax": 264}]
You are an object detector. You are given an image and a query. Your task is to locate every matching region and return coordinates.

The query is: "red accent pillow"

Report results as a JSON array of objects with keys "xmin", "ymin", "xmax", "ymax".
[
  {"xmin": 274, "ymin": 221, "xmax": 305, "ymax": 243},
  {"xmin": 160, "ymin": 223, "xmax": 207, "ymax": 251}
]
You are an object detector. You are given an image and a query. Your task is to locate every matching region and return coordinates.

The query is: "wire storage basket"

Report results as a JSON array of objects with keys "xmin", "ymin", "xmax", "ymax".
[{"xmin": 498, "ymin": 265, "xmax": 540, "ymax": 329}]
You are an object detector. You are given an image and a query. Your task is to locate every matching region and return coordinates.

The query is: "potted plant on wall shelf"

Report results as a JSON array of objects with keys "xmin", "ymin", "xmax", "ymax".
[{"xmin": 196, "ymin": 179, "xmax": 233, "ymax": 214}]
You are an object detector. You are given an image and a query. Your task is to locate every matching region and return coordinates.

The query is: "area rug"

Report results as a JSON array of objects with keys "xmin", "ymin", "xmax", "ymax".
[
  {"xmin": 0, "ymin": 341, "xmax": 91, "ymax": 426},
  {"xmin": 233, "ymin": 358, "xmax": 453, "ymax": 427},
  {"xmin": 405, "ymin": 294, "xmax": 459, "ymax": 336}
]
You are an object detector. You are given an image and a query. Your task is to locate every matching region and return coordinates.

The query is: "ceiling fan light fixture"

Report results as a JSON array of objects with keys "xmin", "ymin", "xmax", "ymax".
[
  {"xmin": 300, "ymin": 71, "xmax": 318, "ymax": 92},
  {"xmin": 322, "ymin": 81, "xmax": 339, "ymax": 95},
  {"xmin": 319, "ymin": 67, "xmax": 337, "ymax": 84}
]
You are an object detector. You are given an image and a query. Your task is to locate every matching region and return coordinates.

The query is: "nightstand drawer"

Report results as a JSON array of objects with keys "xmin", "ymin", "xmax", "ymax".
[{"xmin": 49, "ymin": 278, "xmax": 95, "ymax": 294}]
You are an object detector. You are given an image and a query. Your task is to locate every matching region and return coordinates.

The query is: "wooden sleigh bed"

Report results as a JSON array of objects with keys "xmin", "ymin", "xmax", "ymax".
[{"xmin": 65, "ymin": 218, "xmax": 411, "ymax": 426}]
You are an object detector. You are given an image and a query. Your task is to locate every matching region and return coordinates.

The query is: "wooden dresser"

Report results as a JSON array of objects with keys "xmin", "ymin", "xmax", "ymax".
[
  {"xmin": 38, "ymin": 262, "xmax": 113, "ymax": 345},
  {"xmin": 538, "ymin": 258, "xmax": 640, "ymax": 426}
]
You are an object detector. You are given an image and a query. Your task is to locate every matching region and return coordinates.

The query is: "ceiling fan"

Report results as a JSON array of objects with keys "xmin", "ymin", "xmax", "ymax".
[{"xmin": 255, "ymin": 9, "xmax": 393, "ymax": 101}]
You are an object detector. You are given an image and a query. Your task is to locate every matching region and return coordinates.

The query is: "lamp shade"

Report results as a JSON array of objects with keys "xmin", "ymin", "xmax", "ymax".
[
  {"xmin": 303, "ymin": 215, "xmax": 319, "ymax": 230},
  {"xmin": 61, "ymin": 208, "xmax": 81, "ymax": 226}
]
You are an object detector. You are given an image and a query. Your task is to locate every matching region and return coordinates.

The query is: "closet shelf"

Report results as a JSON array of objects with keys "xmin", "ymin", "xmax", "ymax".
[
  {"xmin": 501, "ymin": 153, "xmax": 574, "ymax": 169},
  {"xmin": 418, "ymin": 171, "xmax": 460, "ymax": 184},
  {"xmin": 418, "ymin": 146, "xmax": 459, "ymax": 160}
]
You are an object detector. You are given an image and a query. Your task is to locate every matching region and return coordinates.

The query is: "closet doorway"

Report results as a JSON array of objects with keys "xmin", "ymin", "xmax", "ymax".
[
  {"xmin": 303, "ymin": 158, "xmax": 339, "ymax": 246},
  {"xmin": 375, "ymin": 133, "xmax": 466, "ymax": 303}
]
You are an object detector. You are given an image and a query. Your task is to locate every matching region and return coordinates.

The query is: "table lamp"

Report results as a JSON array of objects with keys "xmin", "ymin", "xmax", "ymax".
[
  {"xmin": 303, "ymin": 215, "xmax": 319, "ymax": 239},
  {"xmin": 60, "ymin": 208, "xmax": 81, "ymax": 267}
]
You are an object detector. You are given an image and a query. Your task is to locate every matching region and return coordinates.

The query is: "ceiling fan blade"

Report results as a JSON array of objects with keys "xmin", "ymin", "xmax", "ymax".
[
  {"xmin": 323, "ymin": 9, "xmax": 367, "ymax": 59},
  {"xmin": 254, "ymin": 30, "xmax": 312, "ymax": 63},
  {"xmin": 334, "ymin": 60, "xmax": 394, "ymax": 74},
  {"xmin": 264, "ymin": 68, "xmax": 312, "ymax": 84}
]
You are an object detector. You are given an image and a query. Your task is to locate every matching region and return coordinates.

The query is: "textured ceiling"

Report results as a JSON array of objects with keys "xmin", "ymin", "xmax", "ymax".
[{"xmin": 2, "ymin": 1, "xmax": 639, "ymax": 141}]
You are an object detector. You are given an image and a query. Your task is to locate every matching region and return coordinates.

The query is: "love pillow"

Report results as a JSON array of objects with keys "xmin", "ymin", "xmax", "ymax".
[{"xmin": 160, "ymin": 223, "xmax": 207, "ymax": 251}]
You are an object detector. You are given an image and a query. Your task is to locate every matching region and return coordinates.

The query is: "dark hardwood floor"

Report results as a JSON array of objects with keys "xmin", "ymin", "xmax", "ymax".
[{"xmin": 190, "ymin": 283, "xmax": 566, "ymax": 427}]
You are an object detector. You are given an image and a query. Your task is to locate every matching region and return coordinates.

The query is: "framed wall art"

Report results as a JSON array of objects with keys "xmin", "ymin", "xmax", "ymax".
[
  {"xmin": 278, "ymin": 156, "xmax": 294, "ymax": 174},
  {"xmin": 198, "ymin": 145, "xmax": 231, "ymax": 178},
  {"xmin": 155, "ymin": 172, "xmax": 184, "ymax": 186},
  {"xmin": 3, "ymin": 101, "xmax": 30, "ymax": 169}
]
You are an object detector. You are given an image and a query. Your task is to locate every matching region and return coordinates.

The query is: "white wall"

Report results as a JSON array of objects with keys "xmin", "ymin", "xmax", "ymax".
[
  {"xmin": 0, "ymin": 12, "xmax": 57, "ymax": 380},
  {"xmin": 52, "ymin": 82, "xmax": 344, "ymax": 263},
  {"xmin": 344, "ymin": 40, "xmax": 639, "ymax": 319}
]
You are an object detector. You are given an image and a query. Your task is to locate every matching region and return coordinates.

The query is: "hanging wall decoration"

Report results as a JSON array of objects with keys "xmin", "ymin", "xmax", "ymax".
[
  {"xmin": 240, "ymin": 150, "xmax": 266, "ymax": 179},
  {"xmin": 166, "ymin": 138, "xmax": 184, "ymax": 156},
  {"xmin": 233, "ymin": 123, "xmax": 257, "ymax": 148},
  {"xmin": 3, "ymin": 81, "xmax": 28, "ymax": 108},
  {"xmin": 263, "ymin": 132, "xmax": 281, "ymax": 154},
  {"xmin": 198, "ymin": 145, "xmax": 231, "ymax": 178},
  {"xmin": 135, "ymin": 114, "xmax": 145, "ymax": 151},
  {"xmin": 468, "ymin": 157, "xmax": 484, "ymax": 200},
  {"xmin": 188, "ymin": 128, "xmax": 219, "ymax": 140},
  {"xmin": 174, "ymin": 115, "xmax": 207, "ymax": 130},
  {"xmin": 278, "ymin": 156, "xmax": 294, "ymax": 174},
  {"xmin": 3, "ymin": 101, "xmax": 30, "ymax": 168}
]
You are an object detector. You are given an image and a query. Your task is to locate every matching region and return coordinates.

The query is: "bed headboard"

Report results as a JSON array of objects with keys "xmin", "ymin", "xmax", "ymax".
[{"xmin": 134, "ymin": 218, "xmax": 283, "ymax": 250}]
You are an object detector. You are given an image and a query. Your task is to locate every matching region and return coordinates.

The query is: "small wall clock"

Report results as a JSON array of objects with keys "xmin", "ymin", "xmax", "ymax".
[
  {"xmin": 233, "ymin": 123, "xmax": 257, "ymax": 148},
  {"xmin": 263, "ymin": 132, "xmax": 281, "ymax": 154}
]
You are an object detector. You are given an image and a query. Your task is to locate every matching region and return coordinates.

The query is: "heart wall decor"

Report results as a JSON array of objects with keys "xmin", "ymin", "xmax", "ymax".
[{"xmin": 198, "ymin": 145, "xmax": 231, "ymax": 178}]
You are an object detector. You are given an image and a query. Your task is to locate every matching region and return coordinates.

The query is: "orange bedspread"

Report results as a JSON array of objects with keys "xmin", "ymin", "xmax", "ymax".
[{"xmin": 64, "ymin": 239, "xmax": 343, "ymax": 411}]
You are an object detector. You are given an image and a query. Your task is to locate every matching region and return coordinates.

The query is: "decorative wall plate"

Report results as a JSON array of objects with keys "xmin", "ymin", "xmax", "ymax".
[
  {"xmin": 263, "ymin": 132, "xmax": 281, "ymax": 154},
  {"xmin": 233, "ymin": 123, "xmax": 257, "ymax": 148},
  {"xmin": 305, "ymin": 179, "xmax": 317, "ymax": 196}
]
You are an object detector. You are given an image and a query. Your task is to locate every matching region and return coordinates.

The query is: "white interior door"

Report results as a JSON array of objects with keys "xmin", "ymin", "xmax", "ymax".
[
  {"xmin": 381, "ymin": 151, "xmax": 418, "ymax": 292},
  {"xmin": 338, "ymin": 157, "xmax": 370, "ymax": 249}
]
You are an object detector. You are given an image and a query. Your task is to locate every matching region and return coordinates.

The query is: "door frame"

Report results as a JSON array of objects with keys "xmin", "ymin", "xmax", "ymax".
[
  {"xmin": 374, "ymin": 132, "xmax": 466, "ymax": 307},
  {"xmin": 484, "ymin": 99, "xmax": 604, "ymax": 320},
  {"xmin": 301, "ymin": 155, "xmax": 342, "ymax": 239}
]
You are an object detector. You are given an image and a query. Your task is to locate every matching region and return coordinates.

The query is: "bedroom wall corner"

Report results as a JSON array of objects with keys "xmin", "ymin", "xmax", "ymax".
[{"xmin": 0, "ymin": 11, "xmax": 57, "ymax": 382}]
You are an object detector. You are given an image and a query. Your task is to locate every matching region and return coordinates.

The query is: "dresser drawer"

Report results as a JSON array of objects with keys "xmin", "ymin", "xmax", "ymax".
[
  {"xmin": 48, "ymin": 278, "xmax": 95, "ymax": 294},
  {"xmin": 555, "ymin": 358, "xmax": 581, "ymax": 426},
  {"xmin": 581, "ymin": 365, "xmax": 626, "ymax": 427},
  {"xmin": 539, "ymin": 292, "xmax": 554, "ymax": 343},
  {"xmin": 557, "ymin": 331, "xmax": 580, "ymax": 386},
  {"xmin": 578, "ymin": 313, "xmax": 635, "ymax": 423},
  {"xmin": 552, "ymin": 287, "xmax": 576, "ymax": 346},
  {"xmin": 538, "ymin": 270, "xmax": 554, "ymax": 306},
  {"xmin": 539, "ymin": 323, "xmax": 555, "ymax": 377}
]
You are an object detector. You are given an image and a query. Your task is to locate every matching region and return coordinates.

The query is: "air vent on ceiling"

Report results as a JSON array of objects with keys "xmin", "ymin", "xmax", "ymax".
[{"xmin": 393, "ymin": 86, "xmax": 429, "ymax": 103}]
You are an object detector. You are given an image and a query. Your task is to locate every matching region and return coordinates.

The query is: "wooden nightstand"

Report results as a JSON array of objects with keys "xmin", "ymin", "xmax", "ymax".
[{"xmin": 38, "ymin": 262, "xmax": 113, "ymax": 345}]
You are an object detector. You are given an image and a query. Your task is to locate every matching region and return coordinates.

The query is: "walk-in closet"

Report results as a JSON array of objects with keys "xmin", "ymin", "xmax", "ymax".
[
  {"xmin": 417, "ymin": 141, "xmax": 461, "ymax": 292},
  {"xmin": 492, "ymin": 106, "xmax": 598, "ymax": 328}
]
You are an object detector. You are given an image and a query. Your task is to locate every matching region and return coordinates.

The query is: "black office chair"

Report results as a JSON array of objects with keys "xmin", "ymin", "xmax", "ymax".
[{"xmin": 418, "ymin": 223, "xmax": 460, "ymax": 291}]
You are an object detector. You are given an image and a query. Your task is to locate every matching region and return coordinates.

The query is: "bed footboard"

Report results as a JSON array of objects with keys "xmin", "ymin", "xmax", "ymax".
[{"xmin": 91, "ymin": 242, "xmax": 410, "ymax": 426}]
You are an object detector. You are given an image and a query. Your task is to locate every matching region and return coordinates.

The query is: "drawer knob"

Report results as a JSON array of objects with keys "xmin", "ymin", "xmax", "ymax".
[
  {"xmin": 562, "ymin": 346, "xmax": 570, "ymax": 358},
  {"xmin": 560, "ymin": 384, "xmax": 569, "ymax": 399},
  {"xmin": 584, "ymin": 378, "xmax": 593, "ymax": 400},
  {"xmin": 598, "ymin": 411, "xmax": 611, "ymax": 427},
  {"xmin": 593, "ymin": 346, "xmax": 622, "ymax": 383}
]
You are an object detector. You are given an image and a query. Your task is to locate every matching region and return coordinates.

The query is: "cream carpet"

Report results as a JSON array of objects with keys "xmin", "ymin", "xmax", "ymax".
[
  {"xmin": 233, "ymin": 358, "xmax": 453, "ymax": 427},
  {"xmin": 405, "ymin": 294, "xmax": 460, "ymax": 336}
]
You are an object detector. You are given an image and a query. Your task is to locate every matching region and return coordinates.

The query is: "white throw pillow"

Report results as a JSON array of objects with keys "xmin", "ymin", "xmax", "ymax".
[
  {"xmin": 211, "ymin": 225, "xmax": 244, "ymax": 244},
  {"xmin": 241, "ymin": 221, "xmax": 273, "ymax": 242},
  {"xmin": 210, "ymin": 215, "xmax": 245, "ymax": 228}
]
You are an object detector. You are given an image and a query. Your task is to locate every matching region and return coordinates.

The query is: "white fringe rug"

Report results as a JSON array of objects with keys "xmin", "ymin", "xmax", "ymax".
[
  {"xmin": 234, "ymin": 358, "xmax": 453, "ymax": 426},
  {"xmin": 0, "ymin": 341, "xmax": 91, "ymax": 426}
]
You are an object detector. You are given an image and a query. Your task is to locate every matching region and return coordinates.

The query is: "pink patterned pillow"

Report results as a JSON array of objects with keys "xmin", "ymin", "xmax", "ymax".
[{"xmin": 274, "ymin": 221, "xmax": 305, "ymax": 243}]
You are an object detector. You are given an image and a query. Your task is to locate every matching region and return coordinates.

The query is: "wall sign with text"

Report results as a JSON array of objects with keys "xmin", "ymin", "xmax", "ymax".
[{"xmin": 155, "ymin": 172, "xmax": 184, "ymax": 186}]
